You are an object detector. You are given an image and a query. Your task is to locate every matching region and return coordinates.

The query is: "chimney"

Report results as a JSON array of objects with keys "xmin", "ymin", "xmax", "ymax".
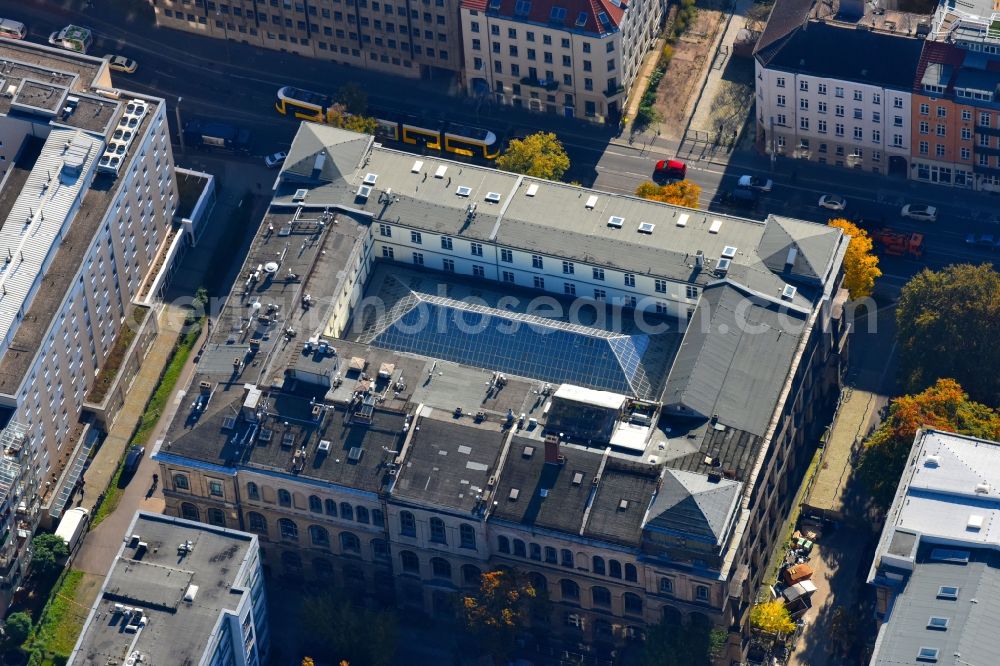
[
  {"xmin": 785, "ymin": 245, "xmax": 798, "ymax": 270},
  {"xmin": 544, "ymin": 434, "xmax": 561, "ymax": 464},
  {"xmin": 695, "ymin": 250, "xmax": 704, "ymax": 268}
]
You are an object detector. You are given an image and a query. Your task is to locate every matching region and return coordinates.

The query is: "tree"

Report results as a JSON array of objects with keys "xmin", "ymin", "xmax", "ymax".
[
  {"xmin": 327, "ymin": 106, "xmax": 378, "ymax": 135},
  {"xmin": 637, "ymin": 615, "xmax": 726, "ymax": 666},
  {"xmin": 3, "ymin": 611, "xmax": 31, "ymax": 649},
  {"xmin": 896, "ymin": 264, "xmax": 1000, "ymax": 405},
  {"xmin": 635, "ymin": 180, "xmax": 701, "ymax": 209},
  {"xmin": 828, "ymin": 218, "xmax": 881, "ymax": 299},
  {"xmin": 749, "ymin": 600, "xmax": 796, "ymax": 637},
  {"xmin": 858, "ymin": 379, "xmax": 1000, "ymax": 510},
  {"xmin": 462, "ymin": 570, "xmax": 540, "ymax": 661},
  {"xmin": 300, "ymin": 589, "xmax": 397, "ymax": 666},
  {"xmin": 496, "ymin": 132, "xmax": 570, "ymax": 181},
  {"xmin": 30, "ymin": 533, "xmax": 68, "ymax": 579},
  {"xmin": 337, "ymin": 83, "xmax": 368, "ymax": 115}
]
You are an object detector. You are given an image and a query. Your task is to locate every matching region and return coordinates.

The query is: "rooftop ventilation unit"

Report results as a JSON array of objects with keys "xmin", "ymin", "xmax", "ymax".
[
  {"xmin": 356, "ymin": 184, "xmax": 372, "ymax": 200},
  {"xmin": 485, "ymin": 191, "xmax": 502, "ymax": 204},
  {"xmin": 676, "ymin": 213, "xmax": 689, "ymax": 227},
  {"xmin": 975, "ymin": 482, "xmax": 991, "ymax": 494},
  {"xmin": 709, "ymin": 219, "xmax": 723, "ymax": 234},
  {"xmin": 221, "ymin": 416, "xmax": 237, "ymax": 430},
  {"xmin": 607, "ymin": 215, "xmax": 624, "ymax": 228},
  {"xmin": 638, "ymin": 222, "xmax": 655, "ymax": 234},
  {"xmin": 318, "ymin": 439, "xmax": 331, "ymax": 452},
  {"xmin": 695, "ymin": 250, "xmax": 705, "ymax": 268},
  {"xmin": 924, "ymin": 455, "xmax": 941, "ymax": 468},
  {"xmin": 786, "ymin": 246, "xmax": 798, "ymax": 268},
  {"xmin": 364, "ymin": 172, "xmax": 378, "ymax": 185},
  {"xmin": 781, "ymin": 284, "xmax": 797, "ymax": 300},
  {"xmin": 292, "ymin": 188, "xmax": 308, "ymax": 202},
  {"xmin": 716, "ymin": 258, "xmax": 731, "ymax": 274},
  {"xmin": 722, "ymin": 245, "xmax": 737, "ymax": 258},
  {"xmin": 572, "ymin": 472, "xmax": 584, "ymax": 485},
  {"xmin": 411, "ymin": 160, "xmax": 423, "ymax": 173},
  {"xmin": 522, "ymin": 446, "xmax": 535, "ymax": 458},
  {"xmin": 434, "ymin": 165, "xmax": 447, "ymax": 178},
  {"xmin": 509, "ymin": 488, "xmax": 520, "ymax": 501},
  {"xmin": 526, "ymin": 183, "xmax": 539, "ymax": 196},
  {"xmin": 97, "ymin": 99, "xmax": 148, "ymax": 175},
  {"xmin": 183, "ymin": 584, "xmax": 199, "ymax": 603},
  {"xmin": 456, "ymin": 185, "xmax": 472, "ymax": 197},
  {"xmin": 618, "ymin": 499, "xmax": 629, "ymax": 510},
  {"xmin": 348, "ymin": 446, "xmax": 364, "ymax": 462},
  {"xmin": 968, "ymin": 514, "xmax": 984, "ymax": 530},
  {"xmin": 585, "ymin": 195, "xmax": 598, "ymax": 209}
]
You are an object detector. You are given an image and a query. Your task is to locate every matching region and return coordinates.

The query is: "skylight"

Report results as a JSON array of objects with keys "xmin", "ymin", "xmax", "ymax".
[
  {"xmin": 607, "ymin": 215, "xmax": 624, "ymax": 228},
  {"xmin": 515, "ymin": 0, "xmax": 531, "ymax": 15},
  {"xmin": 916, "ymin": 647, "xmax": 939, "ymax": 663},
  {"xmin": 485, "ymin": 191, "xmax": 502, "ymax": 203},
  {"xmin": 488, "ymin": 0, "xmax": 501, "ymax": 9},
  {"xmin": 936, "ymin": 585, "xmax": 959, "ymax": 600},
  {"xmin": 575, "ymin": 11, "xmax": 588, "ymax": 26},
  {"xmin": 456, "ymin": 185, "xmax": 472, "ymax": 197},
  {"xmin": 598, "ymin": 11, "xmax": 611, "ymax": 28},
  {"xmin": 550, "ymin": 6, "xmax": 567, "ymax": 21},
  {"xmin": 926, "ymin": 616, "xmax": 949, "ymax": 630}
]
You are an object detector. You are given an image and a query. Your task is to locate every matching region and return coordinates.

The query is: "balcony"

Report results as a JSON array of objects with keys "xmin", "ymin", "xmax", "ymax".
[
  {"xmin": 976, "ymin": 124, "xmax": 1000, "ymax": 137},
  {"xmin": 603, "ymin": 84, "xmax": 625, "ymax": 99},
  {"xmin": 974, "ymin": 144, "xmax": 1000, "ymax": 157},
  {"xmin": 520, "ymin": 76, "xmax": 559, "ymax": 91}
]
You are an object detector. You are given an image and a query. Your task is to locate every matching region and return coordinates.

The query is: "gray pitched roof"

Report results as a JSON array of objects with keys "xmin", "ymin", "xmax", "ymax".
[
  {"xmin": 660, "ymin": 282, "xmax": 807, "ymax": 437},
  {"xmin": 642, "ymin": 469, "xmax": 743, "ymax": 546},
  {"xmin": 753, "ymin": 0, "xmax": 815, "ymax": 65},
  {"xmin": 758, "ymin": 215, "xmax": 841, "ymax": 284},
  {"xmin": 281, "ymin": 122, "xmax": 372, "ymax": 184}
]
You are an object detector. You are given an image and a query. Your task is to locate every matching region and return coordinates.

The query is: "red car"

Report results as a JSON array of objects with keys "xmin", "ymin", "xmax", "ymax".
[{"xmin": 654, "ymin": 159, "xmax": 687, "ymax": 181}]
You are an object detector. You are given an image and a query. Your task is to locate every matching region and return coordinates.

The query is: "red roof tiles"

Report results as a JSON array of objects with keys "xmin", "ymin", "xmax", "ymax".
[{"xmin": 461, "ymin": 0, "xmax": 624, "ymax": 36}]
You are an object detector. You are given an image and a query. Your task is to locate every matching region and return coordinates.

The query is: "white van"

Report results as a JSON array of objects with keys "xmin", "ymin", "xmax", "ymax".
[{"xmin": 0, "ymin": 19, "xmax": 27, "ymax": 40}]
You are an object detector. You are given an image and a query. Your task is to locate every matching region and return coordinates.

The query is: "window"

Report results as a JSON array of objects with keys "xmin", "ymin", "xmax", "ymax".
[
  {"xmin": 279, "ymin": 518, "xmax": 299, "ymax": 541},
  {"xmin": 818, "ymin": 83, "xmax": 827, "ymax": 95},
  {"xmin": 961, "ymin": 147, "xmax": 970, "ymax": 160},
  {"xmin": 776, "ymin": 94, "xmax": 785, "ymax": 108},
  {"xmin": 310, "ymin": 525, "xmax": 330, "ymax": 547},
  {"xmin": 545, "ymin": 547, "xmax": 557, "ymax": 564},
  {"xmin": 853, "ymin": 108, "xmax": 862, "ymax": 120},
  {"xmin": 561, "ymin": 549, "xmax": 573, "ymax": 567},
  {"xmin": 340, "ymin": 531, "xmax": 360, "ymax": 553},
  {"xmin": 372, "ymin": 509, "xmax": 384, "ymax": 527},
  {"xmin": 594, "ymin": 288, "xmax": 606, "ymax": 300},
  {"xmin": 442, "ymin": 258, "xmax": 455, "ymax": 272},
  {"xmin": 686, "ymin": 285, "xmax": 698, "ymax": 299},
  {"xmin": 340, "ymin": 503, "xmax": 353, "ymax": 521},
  {"xmin": 173, "ymin": 474, "xmax": 189, "ymax": 490},
  {"xmin": 937, "ymin": 106, "xmax": 946, "ymax": 118},
  {"xmin": 625, "ymin": 563, "xmax": 637, "ymax": 582},
  {"xmin": 248, "ymin": 512, "xmax": 267, "ymax": 534},
  {"xmin": 960, "ymin": 108, "xmax": 971, "ymax": 122},
  {"xmin": 431, "ymin": 557, "xmax": 452, "ymax": 579},
  {"xmin": 470, "ymin": 242, "xmax": 483, "ymax": 257},
  {"xmin": 356, "ymin": 506, "xmax": 369, "ymax": 524},
  {"xmin": 872, "ymin": 111, "xmax": 881, "ymax": 123},
  {"xmin": 325, "ymin": 499, "xmax": 337, "ymax": 516},
  {"xmin": 400, "ymin": 550, "xmax": 419, "ymax": 573},
  {"xmin": 181, "ymin": 503, "xmax": 199, "ymax": 521},
  {"xmin": 502, "ymin": 271, "xmax": 515, "ymax": 283},
  {"xmin": 623, "ymin": 592, "xmax": 642, "ymax": 615},
  {"xmin": 592, "ymin": 586, "xmax": 611, "ymax": 606},
  {"xmin": 835, "ymin": 105, "xmax": 844, "ymax": 117},
  {"xmin": 592, "ymin": 267, "xmax": 604, "ymax": 280},
  {"xmin": 500, "ymin": 248, "xmax": 513, "ymax": 262},
  {"xmin": 817, "ymin": 120, "xmax": 827, "ymax": 134},
  {"xmin": 799, "ymin": 98, "xmax": 808, "ymax": 110},
  {"xmin": 936, "ymin": 144, "xmax": 946, "ymax": 157},
  {"xmin": 893, "ymin": 96, "xmax": 903, "ymax": 108},
  {"xmin": 872, "ymin": 130, "xmax": 880, "ymax": 144},
  {"xmin": 412, "ymin": 252, "xmax": 424, "ymax": 266},
  {"xmin": 309, "ymin": 495, "xmax": 322, "ymax": 512},
  {"xmin": 278, "ymin": 489, "xmax": 292, "ymax": 507},
  {"xmin": 429, "ymin": 517, "xmax": 447, "ymax": 544},
  {"xmin": 379, "ymin": 223, "xmax": 391, "ymax": 237},
  {"xmin": 208, "ymin": 480, "xmax": 223, "ymax": 497},
  {"xmin": 776, "ymin": 77, "xmax": 785, "ymax": 88},
  {"xmin": 207, "ymin": 508, "xmax": 226, "ymax": 527},
  {"xmin": 382, "ymin": 246, "xmax": 394, "ymax": 260},
  {"xmin": 799, "ymin": 80, "xmax": 808, "ymax": 92},
  {"xmin": 592, "ymin": 556, "xmax": 606, "ymax": 575},
  {"xmin": 835, "ymin": 86, "xmax": 844, "ymax": 98},
  {"xmin": 920, "ymin": 141, "xmax": 928, "ymax": 155},
  {"xmin": 962, "ymin": 127, "xmax": 972, "ymax": 140},
  {"xmin": 534, "ymin": 276, "xmax": 545, "ymax": 289},
  {"xmin": 818, "ymin": 101, "xmax": 827, "ymax": 113},
  {"xmin": 441, "ymin": 236, "xmax": 453, "ymax": 250},
  {"xmin": 460, "ymin": 523, "xmax": 476, "ymax": 549},
  {"xmin": 695, "ymin": 585, "xmax": 709, "ymax": 601},
  {"xmin": 659, "ymin": 577, "xmax": 673, "ymax": 594},
  {"xmin": 624, "ymin": 273, "xmax": 635, "ymax": 287},
  {"xmin": 937, "ymin": 124, "xmax": 946, "ymax": 137},
  {"xmin": 561, "ymin": 579, "xmax": 580, "ymax": 601},
  {"xmin": 893, "ymin": 134, "xmax": 903, "ymax": 147},
  {"xmin": 609, "ymin": 560, "xmax": 622, "ymax": 579},
  {"xmin": 462, "ymin": 564, "xmax": 482, "ymax": 585},
  {"xmin": 529, "ymin": 543, "xmax": 542, "ymax": 560},
  {"xmin": 532, "ymin": 254, "xmax": 543, "ymax": 269},
  {"xmin": 564, "ymin": 282, "xmax": 576, "ymax": 296},
  {"xmin": 562, "ymin": 260, "xmax": 574, "ymax": 274},
  {"xmin": 800, "ymin": 117, "xmax": 809, "ymax": 131},
  {"xmin": 513, "ymin": 539, "xmax": 527, "ymax": 557},
  {"xmin": 920, "ymin": 103, "xmax": 929, "ymax": 115},
  {"xmin": 400, "ymin": 511, "xmax": 416, "ymax": 537},
  {"xmin": 854, "ymin": 127, "xmax": 863, "ymax": 140},
  {"xmin": 853, "ymin": 90, "xmax": 863, "ymax": 101},
  {"xmin": 776, "ymin": 114, "xmax": 787, "ymax": 126},
  {"xmin": 981, "ymin": 112, "xmax": 991, "ymax": 127}
]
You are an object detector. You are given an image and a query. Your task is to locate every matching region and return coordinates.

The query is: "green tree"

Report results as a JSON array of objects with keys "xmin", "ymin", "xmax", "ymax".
[
  {"xmin": 858, "ymin": 378, "xmax": 1000, "ymax": 510},
  {"xmin": 301, "ymin": 589, "xmax": 396, "ymax": 666},
  {"xmin": 462, "ymin": 570, "xmax": 541, "ymax": 661},
  {"xmin": 3, "ymin": 611, "xmax": 31, "ymax": 649},
  {"xmin": 896, "ymin": 264, "xmax": 1000, "ymax": 405},
  {"xmin": 828, "ymin": 219, "xmax": 881, "ymax": 299},
  {"xmin": 337, "ymin": 83, "xmax": 369, "ymax": 115},
  {"xmin": 496, "ymin": 132, "xmax": 570, "ymax": 181},
  {"xmin": 30, "ymin": 533, "xmax": 69, "ymax": 579},
  {"xmin": 637, "ymin": 615, "xmax": 726, "ymax": 666}
]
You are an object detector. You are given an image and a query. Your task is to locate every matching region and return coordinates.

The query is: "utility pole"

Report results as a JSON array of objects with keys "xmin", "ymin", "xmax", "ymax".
[
  {"xmin": 175, "ymin": 96, "xmax": 185, "ymax": 154},
  {"xmin": 769, "ymin": 116, "xmax": 776, "ymax": 171}
]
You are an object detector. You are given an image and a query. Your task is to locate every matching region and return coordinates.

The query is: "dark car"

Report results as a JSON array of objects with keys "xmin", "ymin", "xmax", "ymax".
[
  {"xmin": 724, "ymin": 187, "xmax": 759, "ymax": 209},
  {"xmin": 123, "ymin": 445, "xmax": 145, "ymax": 477}
]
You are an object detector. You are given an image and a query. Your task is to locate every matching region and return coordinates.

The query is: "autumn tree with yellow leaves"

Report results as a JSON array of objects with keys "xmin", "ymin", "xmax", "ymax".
[
  {"xmin": 750, "ymin": 599, "xmax": 796, "ymax": 637},
  {"xmin": 828, "ymin": 218, "xmax": 881, "ymax": 299},
  {"xmin": 496, "ymin": 132, "xmax": 570, "ymax": 181},
  {"xmin": 462, "ymin": 570, "xmax": 543, "ymax": 661},
  {"xmin": 635, "ymin": 180, "xmax": 701, "ymax": 209}
]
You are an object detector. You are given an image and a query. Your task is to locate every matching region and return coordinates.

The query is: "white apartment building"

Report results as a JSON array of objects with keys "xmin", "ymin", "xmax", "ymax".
[
  {"xmin": 754, "ymin": 20, "xmax": 923, "ymax": 177},
  {"xmin": 460, "ymin": 0, "xmax": 664, "ymax": 122},
  {"xmin": 0, "ymin": 42, "xmax": 178, "ymax": 601}
]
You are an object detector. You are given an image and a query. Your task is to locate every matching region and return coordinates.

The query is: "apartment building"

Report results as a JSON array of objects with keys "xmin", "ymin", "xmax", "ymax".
[
  {"xmin": 459, "ymin": 0, "xmax": 663, "ymax": 122},
  {"xmin": 0, "ymin": 41, "xmax": 178, "ymax": 604},
  {"xmin": 154, "ymin": 123, "xmax": 849, "ymax": 662},
  {"xmin": 68, "ymin": 511, "xmax": 269, "ymax": 666},
  {"xmin": 754, "ymin": 20, "xmax": 923, "ymax": 176},
  {"xmin": 152, "ymin": 0, "xmax": 463, "ymax": 79},
  {"xmin": 866, "ymin": 430, "xmax": 1000, "ymax": 665}
]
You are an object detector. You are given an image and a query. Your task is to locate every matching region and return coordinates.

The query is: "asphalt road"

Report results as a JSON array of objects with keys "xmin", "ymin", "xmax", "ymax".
[{"xmin": 11, "ymin": 0, "xmax": 1000, "ymax": 287}]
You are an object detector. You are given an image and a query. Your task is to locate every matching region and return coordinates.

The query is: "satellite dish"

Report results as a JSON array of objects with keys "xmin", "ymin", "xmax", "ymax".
[
  {"xmin": 264, "ymin": 262, "xmax": 279, "ymax": 273},
  {"xmin": 251, "ymin": 302, "xmax": 262, "ymax": 312}
]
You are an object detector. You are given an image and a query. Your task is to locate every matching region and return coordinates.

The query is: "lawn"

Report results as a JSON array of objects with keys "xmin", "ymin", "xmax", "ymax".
[{"xmin": 24, "ymin": 569, "xmax": 94, "ymax": 665}]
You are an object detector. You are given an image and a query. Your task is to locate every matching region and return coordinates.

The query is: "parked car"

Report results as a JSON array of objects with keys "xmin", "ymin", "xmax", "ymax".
[
  {"xmin": 724, "ymin": 187, "xmax": 758, "ymax": 209},
  {"xmin": 901, "ymin": 204, "xmax": 938, "ymax": 222},
  {"xmin": 738, "ymin": 175, "xmax": 773, "ymax": 192},
  {"xmin": 123, "ymin": 445, "xmax": 145, "ymax": 477},
  {"xmin": 264, "ymin": 151, "xmax": 287, "ymax": 168},
  {"xmin": 818, "ymin": 194, "xmax": 847, "ymax": 211},
  {"xmin": 108, "ymin": 55, "xmax": 138, "ymax": 73},
  {"xmin": 653, "ymin": 159, "xmax": 687, "ymax": 181}
]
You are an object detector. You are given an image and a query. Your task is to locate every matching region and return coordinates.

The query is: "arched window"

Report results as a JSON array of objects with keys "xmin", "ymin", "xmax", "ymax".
[
  {"xmin": 609, "ymin": 559, "xmax": 622, "ymax": 579},
  {"xmin": 459, "ymin": 523, "xmax": 476, "ymax": 549},
  {"xmin": 623, "ymin": 592, "xmax": 643, "ymax": 616},
  {"xmin": 246, "ymin": 482, "xmax": 259, "ymax": 500},
  {"xmin": 281, "ymin": 550, "xmax": 302, "ymax": 571},
  {"xmin": 513, "ymin": 539, "xmax": 526, "ymax": 557},
  {"xmin": 625, "ymin": 563, "xmax": 638, "ymax": 582},
  {"xmin": 371, "ymin": 538, "xmax": 389, "ymax": 559},
  {"xmin": 278, "ymin": 489, "xmax": 292, "ymax": 507},
  {"xmin": 429, "ymin": 517, "xmax": 447, "ymax": 544},
  {"xmin": 592, "ymin": 586, "xmax": 611, "ymax": 607},
  {"xmin": 325, "ymin": 499, "xmax": 337, "ymax": 516},
  {"xmin": 560, "ymin": 579, "xmax": 580, "ymax": 601},
  {"xmin": 560, "ymin": 549, "xmax": 573, "ymax": 567},
  {"xmin": 207, "ymin": 508, "xmax": 226, "ymax": 527},
  {"xmin": 356, "ymin": 506, "xmax": 370, "ymax": 524},
  {"xmin": 314, "ymin": 558, "xmax": 334, "ymax": 580},
  {"xmin": 431, "ymin": 557, "xmax": 452, "ymax": 579},
  {"xmin": 527, "ymin": 571, "xmax": 548, "ymax": 593},
  {"xmin": 372, "ymin": 509, "xmax": 385, "ymax": 526},
  {"xmin": 498, "ymin": 535, "xmax": 510, "ymax": 553},
  {"xmin": 400, "ymin": 511, "xmax": 416, "ymax": 537},
  {"xmin": 340, "ymin": 531, "xmax": 360, "ymax": 553},
  {"xmin": 592, "ymin": 555, "xmax": 606, "ymax": 576},
  {"xmin": 544, "ymin": 546, "xmax": 557, "ymax": 563},
  {"xmin": 309, "ymin": 525, "xmax": 330, "ymax": 547},
  {"xmin": 461, "ymin": 564, "xmax": 482, "ymax": 585},
  {"xmin": 173, "ymin": 474, "xmax": 189, "ymax": 490},
  {"xmin": 529, "ymin": 543, "xmax": 542, "ymax": 560},
  {"xmin": 247, "ymin": 512, "xmax": 267, "ymax": 534},
  {"xmin": 662, "ymin": 605, "xmax": 683, "ymax": 625},
  {"xmin": 340, "ymin": 502, "xmax": 354, "ymax": 521},
  {"xmin": 400, "ymin": 550, "xmax": 420, "ymax": 573},
  {"xmin": 278, "ymin": 518, "xmax": 298, "ymax": 541},
  {"xmin": 309, "ymin": 495, "xmax": 323, "ymax": 513},
  {"xmin": 180, "ymin": 503, "xmax": 199, "ymax": 521}
]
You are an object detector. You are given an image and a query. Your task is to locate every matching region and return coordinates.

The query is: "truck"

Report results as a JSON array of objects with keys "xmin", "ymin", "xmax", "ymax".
[
  {"xmin": 872, "ymin": 228, "xmax": 923, "ymax": 258},
  {"xmin": 48, "ymin": 25, "xmax": 93, "ymax": 54},
  {"xmin": 183, "ymin": 119, "xmax": 251, "ymax": 153},
  {"xmin": 54, "ymin": 507, "xmax": 90, "ymax": 554}
]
